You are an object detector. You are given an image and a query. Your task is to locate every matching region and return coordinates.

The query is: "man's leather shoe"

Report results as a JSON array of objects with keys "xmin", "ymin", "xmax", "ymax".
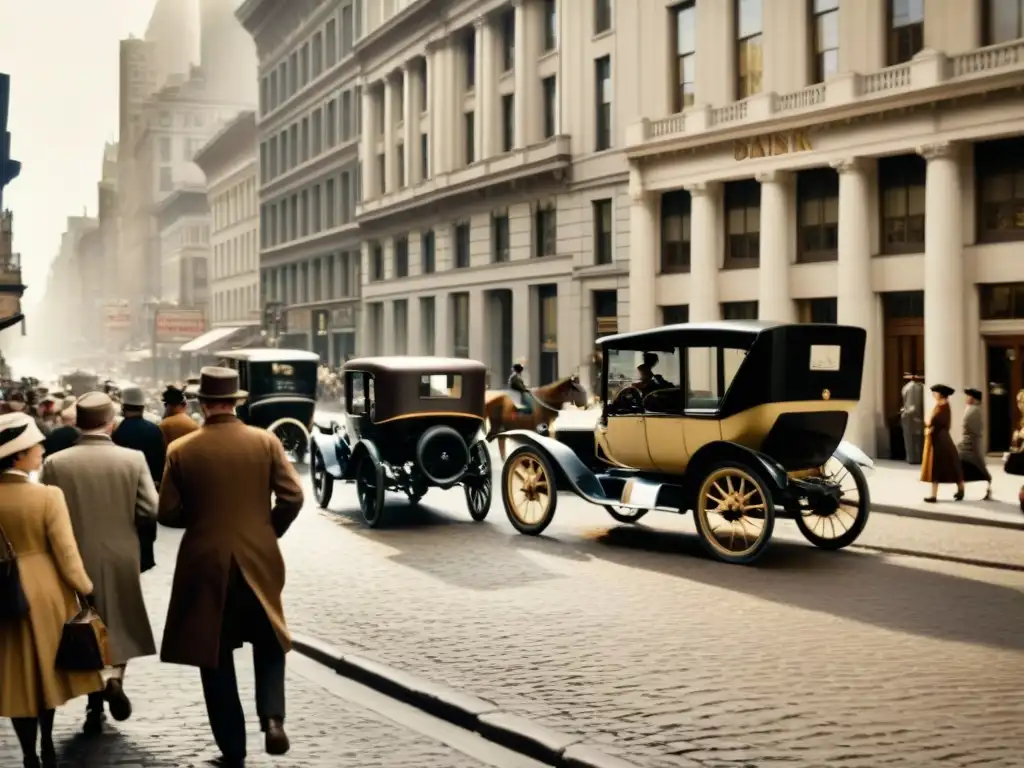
[
  {"xmin": 264, "ymin": 718, "xmax": 289, "ymax": 755},
  {"xmin": 104, "ymin": 678, "xmax": 132, "ymax": 722}
]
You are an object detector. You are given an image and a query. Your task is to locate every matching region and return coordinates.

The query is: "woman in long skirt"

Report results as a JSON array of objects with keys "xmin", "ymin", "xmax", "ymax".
[
  {"xmin": 921, "ymin": 384, "xmax": 965, "ymax": 502},
  {"xmin": 958, "ymin": 388, "xmax": 992, "ymax": 500}
]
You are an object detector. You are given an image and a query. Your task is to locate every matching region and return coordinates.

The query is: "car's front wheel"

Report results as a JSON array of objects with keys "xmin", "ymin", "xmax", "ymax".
[
  {"xmin": 311, "ymin": 445, "xmax": 334, "ymax": 509},
  {"xmin": 464, "ymin": 441, "xmax": 492, "ymax": 521},
  {"xmin": 693, "ymin": 462, "xmax": 775, "ymax": 565}
]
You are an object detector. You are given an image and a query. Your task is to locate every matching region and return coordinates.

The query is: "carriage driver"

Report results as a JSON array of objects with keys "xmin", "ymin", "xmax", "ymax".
[{"xmin": 508, "ymin": 363, "xmax": 533, "ymax": 413}]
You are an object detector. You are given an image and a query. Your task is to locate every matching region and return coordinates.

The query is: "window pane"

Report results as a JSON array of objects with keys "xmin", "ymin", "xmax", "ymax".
[
  {"xmin": 907, "ymin": 184, "xmax": 925, "ymax": 215},
  {"xmin": 813, "ymin": 0, "xmax": 839, "ymax": 11},
  {"xmin": 746, "ymin": 205, "xmax": 760, "ymax": 232},
  {"xmin": 892, "ymin": 0, "xmax": 924, "ymax": 26},
  {"xmin": 816, "ymin": 11, "xmax": 839, "ymax": 50},
  {"xmin": 988, "ymin": 0, "xmax": 1021, "ymax": 43},
  {"xmin": 984, "ymin": 173, "xmax": 1013, "ymax": 203},
  {"xmin": 681, "ymin": 54, "xmax": 695, "ymax": 85},
  {"xmin": 686, "ymin": 347, "xmax": 718, "ymax": 398},
  {"xmin": 801, "ymin": 198, "xmax": 821, "ymax": 225},
  {"xmin": 664, "ymin": 213, "xmax": 683, "ymax": 241},
  {"xmin": 737, "ymin": 0, "xmax": 763, "ymax": 38},
  {"xmin": 728, "ymin": 207, "xmax": 746, "ymax": 233},
  {"xmin": 884, "ymin": 186, "xmax": 907, "ymax": 216},
  {"xmin": 820, "ymin": 49, "xmax": 839, "ymax": 80},
  {"xmin": 676, "ymin": 4, "xmax": 695, "ymax": 54},
  {"xmin": 681, "ymin": 212, "xmax": 691, "ymax": 240},
  {"xmin": 1014, "ymin": 170, "xmax": 1024, "ymax": 197},
  {"xmin": 824, "ymin": 196, "xmax": 839, "ymax": 223}
]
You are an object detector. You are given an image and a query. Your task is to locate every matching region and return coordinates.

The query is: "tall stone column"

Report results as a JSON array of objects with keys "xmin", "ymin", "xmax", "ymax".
[
  {"xmin": 401, "ymin": 63, "xmax": 415, "ymax": 186},
  {"xmin": 435, "ymin": 291, "xmax": 451, "ymax": 356},
  {"xmin": 475, "ymin": 16, "xmax": 497, "ymax": 159},
  {"xmin": 513, "ymin": 0, "xmax": 537, "ymax": 149},
  {"xmin": 360, "ymin": 81, "xmax": 379, "ymax": 198},
  {"xmin": 832, "ymin": 157, "xmax": 878, "ymax": 453},
  {"xmin": 920, "ymin": 141, "xmax": 965, "ymax": 440},
  {"xmin": 407, "ymin": 293, "xmax": 422, "ymax": 354},
  {"xmin": 627, "ymin": 179, "xmax": 658, "ymax": 332},
  {"xmin": 383, "ymin": 75, "xmax": 396, "ymax": 193},
  {"xmin": 756, "ymin": 171, "xmax": 795, "ymax": 322},
  {"xmin": 512, "ymin": 284, "xmax": 530, "ymax": 368},
  {"xmin": 382, "ymin": 298, "xmax": 395, "ymax": 355},
  {"xmin": 468, "ymin": 287, "xmax": 486, "ymax": 363},
  {"xmin": 686, "ymin": 182, "xmax": 721, "ymax": 322}
]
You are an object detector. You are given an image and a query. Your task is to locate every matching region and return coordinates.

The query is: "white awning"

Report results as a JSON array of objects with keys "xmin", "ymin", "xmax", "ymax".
[
  {"xmin": 180, "ymin": 326, "xmax": 243, "ymax": 353},
  {"xmin": 125, "ymin": 349, "xmax": 152, "ymax": 362}
]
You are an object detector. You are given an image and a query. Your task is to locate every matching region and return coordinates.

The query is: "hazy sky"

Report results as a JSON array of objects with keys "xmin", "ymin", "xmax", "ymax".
[{"xmin": 0, "ymin": 0, "xmax": 158, "ymax": 305}]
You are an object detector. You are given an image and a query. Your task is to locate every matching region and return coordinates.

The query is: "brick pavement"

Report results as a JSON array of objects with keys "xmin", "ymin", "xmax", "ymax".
[
  {"xmin": 0, "ymin": 528, "xmax": 495, "ymax": 768},
  {"xmin": 282, "ymin": 437, "xmax": 1024, "ymax": 767}
]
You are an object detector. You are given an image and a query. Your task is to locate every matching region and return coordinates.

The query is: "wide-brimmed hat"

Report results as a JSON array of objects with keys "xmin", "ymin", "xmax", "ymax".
[
  {"xmin": 162, "ymin": 385, "xmax": 187, "ymax": 406},
  {"xmin": 121, "ymin": 386, "xmax": 147, "ymax": 408},
  {"xmin": 902, "ymin": 372, "xmax": 915, "ymax": 380},
  {"xmin": 964, "ymin": 387, "xmax": 983, "ymax": 401},
  {"xmin": 196, "ymin": 366, "xmax": 247, "ymax": 401},
  {"xmin": 0, "ymin": 412, "xmax": 45, "ymax": 460},
  {"xmin": 930, "ymin": 384, "xmax": 955, "ymax": 398},
  {"xmin": 76, "ymin": 391, "xmax": 116, "ymax": 431}
]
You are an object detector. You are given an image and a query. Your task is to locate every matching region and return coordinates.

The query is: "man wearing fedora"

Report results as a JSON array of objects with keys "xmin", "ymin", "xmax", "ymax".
[
  {"xmin": 39, "ymin": 392, "xmax": 159, "ymax": 735},
  {"xmin": 158, "ymin": 367, "xmax": 303, "ymax": 766},
  {"xmin": 899, "ymin": 372, "xmax": 925, "ymax": 464},
  {"xmin": 159, "ymin": 385, "xmax": 199, "ymax": 447},
  {"xmin": 112, "ymin": 387, "xmax": 166, "ymax": 490}
]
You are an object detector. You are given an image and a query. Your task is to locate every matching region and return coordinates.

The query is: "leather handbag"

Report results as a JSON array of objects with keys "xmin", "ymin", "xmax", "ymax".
[
  {"xmin": 56, "ymin": 603, "xmax": 112, "ymax": 671},
  {"xmin": 0, "ymin": 521, "xmax": 28, "ymax": 621}
]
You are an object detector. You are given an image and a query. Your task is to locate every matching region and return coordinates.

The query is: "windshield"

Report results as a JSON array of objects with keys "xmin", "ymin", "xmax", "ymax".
[
  {"xmin": 604, "ymin": 348, "xmax": 681, "ymax": 402},
  {"xmin": 248, "ymin": 360, "xmax": 317, "ymax": 397}
]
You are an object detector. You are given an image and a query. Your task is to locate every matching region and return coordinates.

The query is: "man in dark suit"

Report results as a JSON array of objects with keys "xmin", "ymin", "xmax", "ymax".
[
  {"xmin": 42, "ymin": 401, "xmax": 81, "ymax": 456},
  {"xmin": 112, "ymin": 387, "xmax": 166, "ymax": 489}
]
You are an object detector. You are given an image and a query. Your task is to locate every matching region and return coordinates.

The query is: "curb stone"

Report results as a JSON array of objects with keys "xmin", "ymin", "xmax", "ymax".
[
  {"xmin": 871, "ymin": 502, "xmax": 1024, "ymax": 531},
  {"xmin": 291, "ymin": 634, "xmax": 643, "ymax": 768}
]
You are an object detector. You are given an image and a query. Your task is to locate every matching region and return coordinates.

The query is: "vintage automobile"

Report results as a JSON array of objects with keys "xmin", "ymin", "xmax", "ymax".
[
  {"xmin": 497, "ymin": 321, "xmax": 874, "ymax": 565},
  {"xmin": 309, "ymin": 356, "xmax": 492, "ymax": 527},
  {"xmin": 215, "ymin": 348, "xmax": 319, "ymax": 461},
  {"xmin": 61, "ymin": 370, "xmax": 101, "ymax": 397}
]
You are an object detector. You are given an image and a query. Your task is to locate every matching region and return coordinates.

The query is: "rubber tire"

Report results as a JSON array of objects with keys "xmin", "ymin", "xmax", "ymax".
[
  {"xmin": 501, "ymin": 445, "xmax": 558, "ymax": 536},
  {"xmin": 604, "ymin": 506, "xmax": 649, "ymax": 524},
  {"xmin": 356, "ymin": 454, "xmax": 386, "ymax": 528},
  {"xmin": 795, "ymin": 455, "xmax": 871, "ymax": 550},
  {"xmin": 465, "ymin": 442, "xmax": 492, "ymax": 521},
  {"xmin": 311, "ymin": 446, "xmax": 334, "ymax": 509},
  {"xmin": 416, "ymin": 425, "xmax": 469, "ymax": 485},
  {"xmin": 693, "ymin": 461, "xmax": 776, "ymax": 565}
]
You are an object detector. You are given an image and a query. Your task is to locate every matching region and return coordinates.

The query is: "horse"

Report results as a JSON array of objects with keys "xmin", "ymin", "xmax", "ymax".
[{"xmin": 484, "ymin": 375, "xmax": 589, "ymax": 460}]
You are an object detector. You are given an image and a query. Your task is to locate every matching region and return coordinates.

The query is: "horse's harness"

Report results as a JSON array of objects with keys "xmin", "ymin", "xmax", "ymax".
[{"xmin": 524, "ymin": 384, "xmax": 569, "ymax": 414}]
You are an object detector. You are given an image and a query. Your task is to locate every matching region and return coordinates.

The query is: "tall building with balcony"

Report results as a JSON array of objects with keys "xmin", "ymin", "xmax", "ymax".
[
  {"xmin": 0, "ymin": 73, "xmax": 25, "ymax": 349},
  {"xmin": 350, "ymin": 0, "xmax": 629, "ymax": 386},
  {"xmin": 623, "ymin": 0, "xmax": 1024, "ymax": 458},
  {"xmin": 237, "ymin": 0, "xmax": 362, "ymax": 365}
]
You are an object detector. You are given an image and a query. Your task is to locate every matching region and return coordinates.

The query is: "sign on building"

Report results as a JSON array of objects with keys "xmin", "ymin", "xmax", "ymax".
[
  {"xmin": 155, "ymin": 309, "xmax": 205, "ymax": 343},
  {"xmin": 104, "ymin": 300, "xmax": 131, "ymax": 331}
]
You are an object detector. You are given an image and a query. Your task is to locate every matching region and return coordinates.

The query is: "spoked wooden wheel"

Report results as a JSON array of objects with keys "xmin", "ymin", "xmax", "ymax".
[
  {"xmin": 796, "ymin": 454, "xmax": 870, "ymax": 550},
  {"xmin": 604, "ymin": 505, "xmax": 649, "ymax": 524},
  {"xmin": 694, "ymin": 463, "xmax": 775, "ymax": 565},
  {"xmin": 356, "ymin": 456, "xmax": 385, "ymax": 528},
  {"xmin": 501, "ymin": 446, "xmax": 558, "ymax": 535},
  {"xmin": 311, "ymin": 446, "xmax": 334, "ymax": 509},
  {"xmin": 273, "ymin": 422, "xmax": 308, "ymax": 463},
  {"xmin": 464, "ymin": 442, "xmax": 492, "ymax": 521}
]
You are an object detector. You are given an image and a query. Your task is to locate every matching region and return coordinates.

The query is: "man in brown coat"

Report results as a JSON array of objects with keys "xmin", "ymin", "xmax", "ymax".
[
  {"xmin": 158, "ymin": 367, "xmax": 303, "ymax": 766},
  {"xmin": 158, "ymin": 384, "xmax": 199, "ymax": 446},
  {"xmin": 40, "ymin": 391, "xmax": 158, "ymax": 735}
]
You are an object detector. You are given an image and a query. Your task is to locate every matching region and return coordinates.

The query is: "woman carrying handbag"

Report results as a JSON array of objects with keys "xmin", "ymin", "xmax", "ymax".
[{"xmin": 0, "ymin": 413, "xmax": 103, "ymax": 767}]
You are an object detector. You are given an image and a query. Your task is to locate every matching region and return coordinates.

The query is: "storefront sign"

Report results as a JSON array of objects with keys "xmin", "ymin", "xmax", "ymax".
[
  {"xmin": 287, "ymin": 308, "xmax": 311, "ymax": 332},
  {"xmin": 104, "ymin": 301, "xmax": 130, "ymax": 331},
  {"xmin": 734, "ymin": 130, "xmax": 811, "ymax": 161},
  {"xmin": 331, "ymin": 305, "xmax": 355, "ymax": 328},
  {"xmin": 154, "ymin": 309, "xmax": 205, "ymax": 343}
]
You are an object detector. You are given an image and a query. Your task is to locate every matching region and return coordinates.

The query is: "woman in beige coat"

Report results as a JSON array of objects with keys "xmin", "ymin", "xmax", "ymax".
[{"xmin": 0, "ymin": 413, "xmax": 103, "ymax": 767}]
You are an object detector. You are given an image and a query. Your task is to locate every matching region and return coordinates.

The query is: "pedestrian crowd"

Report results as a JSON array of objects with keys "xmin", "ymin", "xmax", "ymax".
[{"xmin": 0, "ymin": 366, "xmax": 304, "ymax": 767}]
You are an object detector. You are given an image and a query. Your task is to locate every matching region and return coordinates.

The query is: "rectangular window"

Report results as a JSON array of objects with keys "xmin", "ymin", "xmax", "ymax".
[
  {"xmin": 300, "ymin": 190, "xmax": 309, "ymax": 236},
  {"xmin": 796, "ymin": 168, "xmax": 839, "ymax": 263},
  {"xmin": 312, "ymin": 109, "xmax": 323, "ymax": 155},
  {"xmin": 879, "ymin": 154, "xmax": 926, "ymax": 253},
  {"xmin": 341, "ymin": 91, "xmax": 352, "ymax": 141},
  {"xmin": 397, "ymin": 144, "xmax": 405, "ymax": 188},
  {"xmin": 536, "ymin": 206, "xmax": 557, "ymax": 257},
  {"xmin": 976, "ymin": 137, "xmax": 1024, "ymax": 243},
  {"xmin": 595, "ymin": 56, "xmax": 612, "ymax": 151},
  {"xmin": 812, "ymin": 0, "xmax": 839, "ymax": 82},
  {"xmin": 300, "ymin": 43, "xmax": 310, "ymax": 85},
  {"xmin": 464, "ymin": 111, "xmax": 475, "ymax": 164},
  {"xmin": 419, "ymin": 374, "xmax": 463, "ymax": 398},
  {"xmin": 465, "ymin": 31, "xmax": 476, "ymax": 89},
  {"xmin": 493, "ymin": 212, "xmax": 510, "ymax": 262},
  {"xmin": 542, "ymin": 76, "xmax": 557, "ymax": 138},
  {"xmin": 722, "ymin": 301, "xmax": 758, "ymax": 320},
  {"xmin": 377, "ymin": 153, "xmax": 385, "ymax": 192},
  {"xmin": 371, "ymin": 243, "xmax": 384, "ymax": 281},
  {"xmin": 326, "ymin": 178, "xmax": 336, "ymax": 228},
  {"xmin": 660, "ymin": 190, "xmax": 691, "ymax": 273},
  {"xmin": 985, "ymin": 0, "xmax": 1024, "ymax": 44},
  {"xmin": 736, "ymin": 0, "xmax": 764, "ymax": 98},
  {"xmin": 724, "ymin": 179, "xmax": 760, "ymax": 269},
  {"xmin": 288, "ymin": 53, "xmax": 298, "ymax": 94},
  {"xmin": 421, "ymin": 133, "xmax": 429, "ymax": 178},
  {"xmin": 888, "ymin": 0, "xmax": 924, "ymax": 65},
  {"xmin": 394, "ymin": 235, "xmax": 409, "ymax": 277},
  {"xmin": 593, "ymin": 199, "xmax": 613, "ymax": 265},
  {"xmin": 501, "ymin": 94, "xmax": 515, "ymax": 152},
  {"xmin": 452, "ymin": 293, "xmax": 470, "ymax": 357},
  {"xmin": 454, "ymin": 223, "xmax": 471, "ymax": 268},
  {"xmin": 312, "ymin": 185, "xmax": 322, "ymax": 232},
  {"xmin": 312, "ymin": 31, "xmax": 324, "ymax": 77},
  {"xmin": 501, "ymin": 10, "xmax": 515, "ymax": 72},
  {"xmin": 421, "ymin": 229, "xmax": 436, "ymax": 273},
  {"xmin": 662, "ymin": 305, "xmax": 689, "ymax": 324},
  {"xmin": 341, "ymin": 4, "xmax": 354, "ymax": 56},
  {"xmin": 674, "ymin": 2, "xmax": 696, "ymax": 111},
  {"xmin": 543, "ymin": 0, "xmax": 557, "ymax": 51},
  {"xmin": 421, "ymin": 297, "xmax": 436, "ymax": 355},
  {"xmin": 797, "ymin": 297, "xmax": 838, "ymax": 323},
  {"xmin": 327, "ymin": 100, "xmax": 337, "ymax": 147},
  {"xmin": 595, "ymin": 0, "xmax": 612, "ymax": 33}
]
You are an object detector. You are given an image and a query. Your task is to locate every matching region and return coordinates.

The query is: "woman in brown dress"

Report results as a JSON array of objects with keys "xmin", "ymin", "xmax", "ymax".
[{"xmin": 921, "ymin": 384, "xmax": 965, "ymax": 502}]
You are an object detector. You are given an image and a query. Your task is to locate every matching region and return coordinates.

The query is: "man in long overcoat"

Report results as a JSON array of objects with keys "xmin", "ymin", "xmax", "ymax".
[
  {"xmin": 900, "ymin": 373, "xmax": 925, "ymax": 464},
  {"xmin": 159, "ymin": 385, "xmax": 199, "ymax": 446},
  {"xmin": 158, "ymin": 367, "xmax": 303, "ymax": 766},
  {"xmin": 958, "ymin": 387, "xmax": 992, "ymax": 500},
  {"xmin": 39, "ymin": 391, "xmax": 158, "ymax": 734},
  {"xmin": 113, "ymin": 387, "xmax": 166, "ymax": 488}
]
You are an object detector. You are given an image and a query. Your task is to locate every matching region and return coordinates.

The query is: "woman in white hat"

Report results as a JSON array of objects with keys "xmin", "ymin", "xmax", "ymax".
[{"xmin": 0, "ymin": 413, "xmax": 102, "ymax": 767}]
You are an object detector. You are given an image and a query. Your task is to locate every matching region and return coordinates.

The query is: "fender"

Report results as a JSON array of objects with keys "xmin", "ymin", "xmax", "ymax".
[
  {"xmin": 310, "ymin": 429, "xmax": 347, "ymax": 478},
  {"xmin": 834, "ymin": 440, "xmax": 875, "ymax": 472},
  {"xmin": 498, "ymin": 430, "xmax": 614, "ymax": 503},
  {"xmin": 686, "ymin": 440, "xmax": 790, "ymax": 494},
  {"xmin": 349, "ymin": 437, "xmax": 382, "ymax": 481}
]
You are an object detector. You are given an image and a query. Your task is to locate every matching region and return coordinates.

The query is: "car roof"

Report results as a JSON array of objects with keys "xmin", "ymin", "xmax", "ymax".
[
  {"xmin": 343, "ymin": 356, "xmax": 488, "ymax": 375},
  {"xmin": 214, "ymin": 348, "xmax": 321, "ymax": 363},
  {"xmin": 598, "ymin": 320, "xmax": 783, "ymax": 347}
]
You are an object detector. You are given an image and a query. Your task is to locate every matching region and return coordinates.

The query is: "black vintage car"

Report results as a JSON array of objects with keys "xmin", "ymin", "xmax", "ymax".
[
  {"xmin": 498, "ymin": 321, "xmax": 875, "ymax": 565},
  {"xmin": 215, "ymin": 348, "xmax": 319, "ymax": 462},
  {"xmin": 61, "ymin": 370, "xmax": 101, "ymax": 397},
  {"xmin": 309, "ymin": 356, "xmax": 492, "ymax": 527}
]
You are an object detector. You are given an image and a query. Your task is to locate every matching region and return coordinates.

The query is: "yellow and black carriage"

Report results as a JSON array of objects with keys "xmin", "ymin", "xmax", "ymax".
[
  {"xmin": 499, "ymin": 321, "xmax": 874, "ymax": 565},
  {"xmin": 309, "ymin": 356, "xmax": 492, "ymax": 527}
]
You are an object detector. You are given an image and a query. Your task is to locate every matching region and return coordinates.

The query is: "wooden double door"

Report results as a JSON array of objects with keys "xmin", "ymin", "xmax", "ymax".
[
  {"xmin": 984, "ymin": 336, "xmax": 1024, "ymax": 453},
  {"xmin": 883, "ymin": 318, "xmax": 924, "ymax": 460}
]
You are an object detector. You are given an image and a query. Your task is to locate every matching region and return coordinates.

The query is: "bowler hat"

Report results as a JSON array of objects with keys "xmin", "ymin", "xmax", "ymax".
[
  {"xmin": 75, "ymin": 392, "xmax": 116, "ymax": 431},
  {"xmin": 964, "ymin": 387, "xmax": 983, "ymax": 401},
  {"xmin": 196, "ymin": 366, "xmax": 247, "ymax": 401},
  {"xmin": 930, "ymin": 384, "xmax": 955, "ymax": 398},
  {"xmin": 0, "ymin": 412, "xmax": 45, "ymax": 460},
  {"xmin": 121, "ymin": 386, "xmax": 147, "ymax": 408},
  {"xmin": 162, "ymin": 385, "xmax": 186, "ymax": 406}
]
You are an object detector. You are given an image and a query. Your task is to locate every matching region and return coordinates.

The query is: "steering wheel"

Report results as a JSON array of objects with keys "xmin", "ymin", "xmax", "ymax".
[{"xmin": 615, "ymin": 386, "xmax": 643, "ymax": 412}]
